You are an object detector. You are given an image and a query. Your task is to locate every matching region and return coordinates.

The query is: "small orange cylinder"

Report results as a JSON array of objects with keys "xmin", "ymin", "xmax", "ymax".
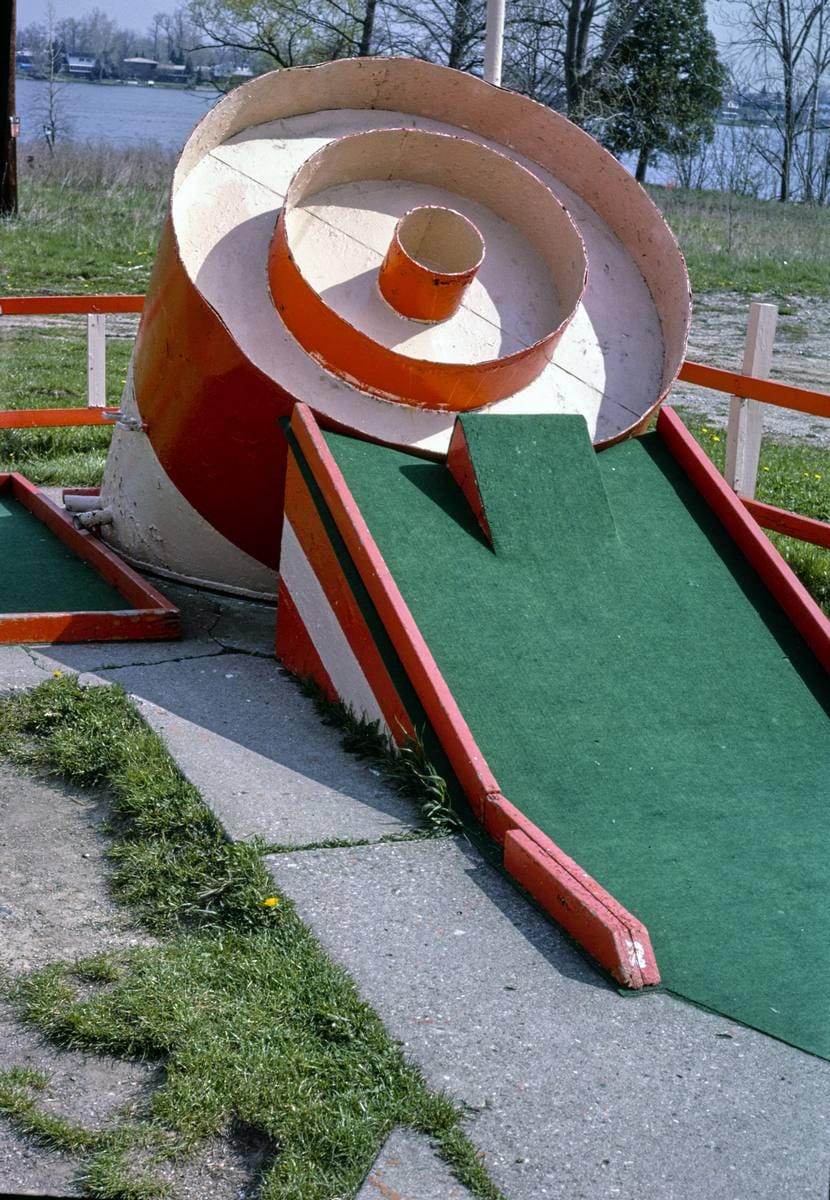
[{"xmin": 378, "ymin": 206, "xmax": 484, "ymax": 323}]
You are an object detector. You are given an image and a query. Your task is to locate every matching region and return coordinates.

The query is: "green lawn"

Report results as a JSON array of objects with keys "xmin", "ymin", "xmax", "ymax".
[
  {"xmin": 649, "ymin": 184, "xmax": 830, "ymax": 297},
  {"xmin": 676, "ymin": 410, "xmax": 830, "ymax": 614},
  {"xmin": 0, "ymin": 326, "xmax": 131, "ymax": 484}
]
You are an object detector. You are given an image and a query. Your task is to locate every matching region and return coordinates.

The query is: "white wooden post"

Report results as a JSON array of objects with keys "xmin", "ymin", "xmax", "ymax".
[
  {"xmin": 86, "ymin": 313, "xmax": 106, "ymax": 407},
  {"xmin": 484, "ymin": 0, "xmax": 506, "ymax": 86},
  {"xmin": 724, "ymin": 301, "xmax": 777, "ymax": 498}
]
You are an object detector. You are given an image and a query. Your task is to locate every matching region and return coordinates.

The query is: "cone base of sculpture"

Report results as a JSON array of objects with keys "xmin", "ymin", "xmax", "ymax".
[{"xmin": 99, "ymin": 364, "xmax": 278, "ymax": 598}]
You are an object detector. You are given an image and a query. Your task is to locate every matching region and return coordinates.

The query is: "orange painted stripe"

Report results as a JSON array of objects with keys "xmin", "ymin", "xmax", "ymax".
[
  {"xmin": 0, "ymin": 295, "xmax": 144, "ymax": 315},
  {"xmin": 284, "ymin": 457, "xmax": 415, "ymax": 742},
  {"xmin": 657, "ymin": 408, "xmax": 830, "ymax": 674},
  {"xmin": 290, "ymin": 402, "xmax": 498, "ymax": 812},
  {"xmin": 275, "ymin": 577, "xmax": 337, "ymax": 701},
  {"xmin": 678, "ymin": 360, "xmax": 830, "ymax": 420},
  {"xmin": 0, "ymin": 408, "xmax": 119, "ymax": 429},
  {"xmin": 741, "ymin": 497, "xmax": 830, "ymax": 549}
]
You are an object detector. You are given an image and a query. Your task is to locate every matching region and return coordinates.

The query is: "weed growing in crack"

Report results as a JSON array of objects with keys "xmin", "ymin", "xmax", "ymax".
[{"xmin": 295, "ymin": 675, "xmax": 462, "ymax": 835}]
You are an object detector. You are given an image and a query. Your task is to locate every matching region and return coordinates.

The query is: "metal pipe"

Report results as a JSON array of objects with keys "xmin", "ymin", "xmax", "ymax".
[
  {"xmin": 64, "ymin": 494, "xmax": 104, "ymax": 513},
  {"xmin": 484, "ymin": 0, "xmax": 505, "ymax": 87},
  {"xmin": 74, "ymin": 508, "xmax": 114, "ymax": 530}
]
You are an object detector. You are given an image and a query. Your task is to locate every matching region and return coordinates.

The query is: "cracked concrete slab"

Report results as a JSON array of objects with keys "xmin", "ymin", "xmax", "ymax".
[
  {"xmin": 356, "ymin": 1129, "xmax": 474, "ymax": 1199},
  {"xmin": 268, "ymin": 837, "xmax": 830, "ymax": 1200},
  {"xmin": 23, "ymin": 581, "xmax": 275, "ymax": 677},
  {"xmin": 68, "ymin": 653, "xmax": 421, "ymax": 847},
  {"xmin": 0, "ymin": 646, "xmax": 51, "ymax": 693}
]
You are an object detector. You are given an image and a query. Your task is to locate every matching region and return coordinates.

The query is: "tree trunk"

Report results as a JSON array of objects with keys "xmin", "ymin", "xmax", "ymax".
[
  {"xmin": 448, "ymin": 0, "xmax": 470, "ymax": 69},
  {"xmin": 358, "ymin": 0, "xmax": 377, "ymax": 57},
  {"xmin": 635, "ymin": 145, "xmax": 650, "ymax": 182}
]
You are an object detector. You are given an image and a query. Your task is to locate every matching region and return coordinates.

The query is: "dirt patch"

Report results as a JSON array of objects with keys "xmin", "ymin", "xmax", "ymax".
[
  {"xmin": 672, "ymin": 291, "xmax": 830, "ymax": 445},
  {"xmin": 0, "ymin": 314, "xmax": 140, "ymax": 341},
  {"xmin": 0, "ymin": 763, "xmax": 266, "ymax": 1198}
]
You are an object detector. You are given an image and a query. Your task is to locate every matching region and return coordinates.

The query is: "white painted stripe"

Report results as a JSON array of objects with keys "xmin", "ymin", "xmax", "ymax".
[{"xmin": 280, "ymin": 519, "xmax": 390, "ymax": 734}]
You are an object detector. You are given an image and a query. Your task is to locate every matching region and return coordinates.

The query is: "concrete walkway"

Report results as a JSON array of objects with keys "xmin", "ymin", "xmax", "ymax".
[{"xmin": 2, "ymin": 585, "xmax": 828, "ymax": 1199}]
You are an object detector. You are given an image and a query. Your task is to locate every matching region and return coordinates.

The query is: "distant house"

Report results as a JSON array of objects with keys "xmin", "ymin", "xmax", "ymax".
[
  {"xmin": 156, "ymin": 62, "xmax": 187, "ymax": 83},
  {"xmin": 211, "ymin": 62, "xmax": 255, "ymax": 82},
  {"xmin": 66, "ymin": 54, "xmax": 97, "ymax": 78},
  {"xmin": 123, "ymin": 57, "xmax": 158, "ymax": 82},
  {"xmin": 15, "ymin": 49, "xmax": 35, "ymax": 72}
]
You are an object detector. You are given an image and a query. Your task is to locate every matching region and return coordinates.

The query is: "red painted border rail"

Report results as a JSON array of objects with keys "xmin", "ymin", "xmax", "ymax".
[
  {"xmin": 0, "ymin": 294, "xmax": 144, "ymax": 427},
  {"xmin": 0, "ymin": 295, "xmax": 145, "ymax": 316}
]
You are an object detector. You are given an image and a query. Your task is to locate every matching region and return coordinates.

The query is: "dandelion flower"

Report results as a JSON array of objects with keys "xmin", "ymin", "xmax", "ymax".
[
  {"xmin": 262, "ymin": 897, "xmax": 280, "ymax": 908},
  {"xmin": 52, "ymin": 670, "xmax": 62, "ymax": 677}
]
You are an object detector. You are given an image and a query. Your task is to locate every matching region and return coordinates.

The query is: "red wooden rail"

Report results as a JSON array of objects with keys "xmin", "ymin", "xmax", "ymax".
[
  {"xmin": 0, "ymin": 408, "xmax": 120, "ymax": 429},
  {"xmin": 678, "ymin": 359, "xmax": 830, "ymax": 420},
  {"xmin": 739, "ymin": 498, "xmax": 830, "ymax": 549},
  {"xmin": 0, "ymin": 295, "xmax": 145, "ymax": 316},
  {"xmin": 0, "ymin": 294, "xmax": 144, "ymax": 426}
]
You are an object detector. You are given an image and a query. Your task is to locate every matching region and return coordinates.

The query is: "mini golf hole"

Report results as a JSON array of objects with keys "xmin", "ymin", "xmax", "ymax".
[{"xmin": 396, "ymin": 206, "xmax": 485, "ymax": 276}]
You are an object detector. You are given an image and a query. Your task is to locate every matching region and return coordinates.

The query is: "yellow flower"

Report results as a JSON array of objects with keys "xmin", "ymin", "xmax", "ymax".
[
  {"xmin": 262, "ymin": 897, "xmax": 280, "ymax": 908},
  {"xmin": 712, "ymin": 435, "xmax": 720, "ymax": 442},
  {"xmin": 52, "ymin": 670, "xmax": 62, "ymax": 677},
  {"xmin": 702, "ymin": 426, "xmax": 709, "ymax": 433},
  {"xmin": 815, "ymin": 473, "xmax": 823, "ymax": 480}
]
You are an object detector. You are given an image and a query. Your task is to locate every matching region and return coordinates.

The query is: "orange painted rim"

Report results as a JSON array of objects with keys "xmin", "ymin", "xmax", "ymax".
[
  {"xmin": 379, "ymin": 206, "xmax": 485, "ymax": 323},
  {"xmin": 269, "ymin": 128, "xmax": 588, "ymax": 412}
]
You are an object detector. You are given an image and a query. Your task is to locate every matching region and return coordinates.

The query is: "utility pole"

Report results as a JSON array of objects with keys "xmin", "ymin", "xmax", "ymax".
[{"xmin": 1, "ymin": 0, "xmax": 18, "ymax": 215}]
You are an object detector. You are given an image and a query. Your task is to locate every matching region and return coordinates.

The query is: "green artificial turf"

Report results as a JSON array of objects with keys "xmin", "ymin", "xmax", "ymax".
[
  {"xmin": 0, "ymin": 493, "xmax": 127, "ymax": 613},
  {"xmin": 326, "ymin": 416, "xmax": 830, "ymax": 1059}
]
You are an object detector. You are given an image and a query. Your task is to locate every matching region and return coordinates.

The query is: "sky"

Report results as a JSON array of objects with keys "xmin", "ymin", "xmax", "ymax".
[{"xmin": 18, "ymin": 0, "xmax": 165, "ymax": 30}]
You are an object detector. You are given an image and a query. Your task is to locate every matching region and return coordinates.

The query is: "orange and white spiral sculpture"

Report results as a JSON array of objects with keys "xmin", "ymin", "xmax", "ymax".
[{"xmin": 99, "ymin": 57, "xmax": 691, "ymax": 595}]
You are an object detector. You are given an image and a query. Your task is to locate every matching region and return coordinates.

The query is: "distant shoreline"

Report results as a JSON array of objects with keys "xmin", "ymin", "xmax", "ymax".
[{"xmin": 15, "ymin": 72, "xmax": 219, "ymax": 94}]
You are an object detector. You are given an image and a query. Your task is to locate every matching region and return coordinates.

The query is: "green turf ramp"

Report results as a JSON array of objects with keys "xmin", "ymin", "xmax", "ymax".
[
  {"xmin": 454, "ymin": 414, "xmax": 618, "ymax": 557},
  {"xmin": 325, "ymin": 421, "xmax": 830, "ymax": 1059}
]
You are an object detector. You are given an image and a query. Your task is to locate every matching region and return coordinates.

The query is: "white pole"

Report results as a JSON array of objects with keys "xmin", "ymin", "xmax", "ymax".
[
  {"xmin": 484, "ymin": 0, "xmax": 505, "ymax": 86},
  {"xmin": 724, "ymin": 301, "xmax": 777, "ymax": 498}
]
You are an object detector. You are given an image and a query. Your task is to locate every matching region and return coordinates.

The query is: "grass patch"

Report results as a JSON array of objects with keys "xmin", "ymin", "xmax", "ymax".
[
  {"xmin": 1, "ymin": 142, "xmax": 172, "ymax": 297},
  {"xmin": 0, "ymin": 142, "xmax": 170, "ymax": 484},
  {"xmin": 649, "ymin": 184, "xmax": 830, "ymax": 297},
  {"xmin": 0, "ymin": 325, "xmax": 133, "ymax": 483},
  {"xmin": 677, "ymin": 409, "xmax": 830, "ymax": 613},
  {"xmin": 0, "ymin": 677, "xmax": 500, "ymax": 1200}
]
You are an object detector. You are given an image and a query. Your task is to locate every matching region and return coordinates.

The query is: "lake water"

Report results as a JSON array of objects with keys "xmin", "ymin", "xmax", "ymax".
[
  {"xmin": 16, "ymin": 77, "xmax": 219, "ymax": 150},
  {"xmin": 15, "ymin": 76, "xmax": 778, "ymax": 196}
]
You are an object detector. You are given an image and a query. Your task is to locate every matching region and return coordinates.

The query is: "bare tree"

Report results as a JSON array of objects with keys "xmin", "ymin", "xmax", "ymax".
[
  {"xmin": 34, "ymin": 2, "xmax": 69, "ymax": 152},
  {"xmin": 386, "ymin": 0, "xmax": 485, "ymax": 71},
  {"xmin": 562, "ymin": 0, "xmax": 645, "ymax": 120},
  {"xmin": 741, "ymin": 0, "xmax": 825, "ymax": 200},
  {"xmin": 502, "ymin": 0, "xmax": 566, "ymax": 104},
  {"xmin": 187, "ymin": 0, "xmax": 379, "ymax": 68}
]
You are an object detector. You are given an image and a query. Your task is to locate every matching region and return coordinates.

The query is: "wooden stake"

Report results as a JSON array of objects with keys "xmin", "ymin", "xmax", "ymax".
[
  {"xmin": 87, "ymin": 314, "xmax": 107, "ymax": 406},
  {"xmin": 724, "ymin": 302, "xmax": 778, "ymax": 498}
]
